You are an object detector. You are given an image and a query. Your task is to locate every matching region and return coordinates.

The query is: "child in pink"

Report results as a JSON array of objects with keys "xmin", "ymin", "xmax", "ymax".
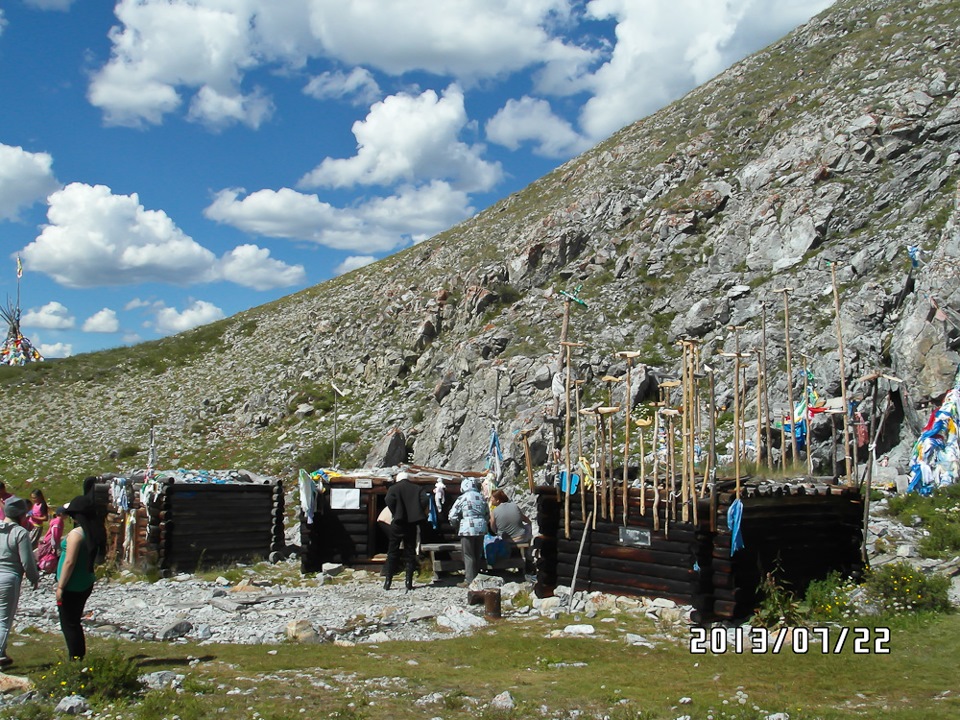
[{"xmin": 35, "ymin": 505, "xmax": 65, "ymax": 573}]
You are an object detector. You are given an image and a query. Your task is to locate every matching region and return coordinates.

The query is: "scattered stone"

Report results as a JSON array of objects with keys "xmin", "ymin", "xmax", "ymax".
[
  {"xmin": 286, "ymin": 619, "xmax": 320, "ymax": 643},
  {"xmin": 489, "ymin": 691, "xmax": 515, "ymax": 711},
  {"xmin": 160, "ymin": 620, "xmax": 193, "ymax": 641},
  {"xmin": 322, "ymin": 563, "xmax": 345, "ymax": 577},
  {"xmin": 140, "ymin": 671, "xmax": 181, "ymax": 690},
  {"xmin": 54, "ymin": 695, "xmax": 89, "ymax": 715},
  {"xmin": 562, "ymin": 624, "xmax": 595, "ymax": 636},
  {"xmin": 0, "ymin": 672, "xmax": 32, "ymax": 694}
]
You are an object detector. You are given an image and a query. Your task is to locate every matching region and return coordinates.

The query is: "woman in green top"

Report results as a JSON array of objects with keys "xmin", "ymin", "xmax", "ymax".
[{"xmin": 56, "ymin": 494, "xmax": 101, "ymax": 660}]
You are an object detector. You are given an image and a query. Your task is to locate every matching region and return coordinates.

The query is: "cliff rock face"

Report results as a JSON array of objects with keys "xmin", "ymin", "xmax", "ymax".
[{"xmin": 1, "ymin": 0, "xmax": 958, "ymax": 484}]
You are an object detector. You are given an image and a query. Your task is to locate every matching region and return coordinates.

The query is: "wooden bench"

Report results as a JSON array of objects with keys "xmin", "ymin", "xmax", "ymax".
[{"xmin": 421, "ymin": 541, "xmax": 532, "ymax": 575}]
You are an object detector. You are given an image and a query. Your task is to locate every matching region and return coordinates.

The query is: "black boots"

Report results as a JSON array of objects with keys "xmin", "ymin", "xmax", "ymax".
[
  {"xmin": 405, "ymin": 570, "xmax": 415, "ymax": 592},
  {"xmin": 383, "ymin": 575, "xmax": 392, "ymax": 590}
]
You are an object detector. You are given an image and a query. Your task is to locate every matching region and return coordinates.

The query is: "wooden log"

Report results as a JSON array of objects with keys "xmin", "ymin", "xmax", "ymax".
[{"xmin": 555, "ymin": 554, "xmax": 698, "ymax": 582}]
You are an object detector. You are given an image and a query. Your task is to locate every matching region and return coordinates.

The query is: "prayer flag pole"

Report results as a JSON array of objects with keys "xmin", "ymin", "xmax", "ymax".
[
  {"xmin": 828, "ymin": 262, "xmax": 853, "ymax": 485},
  {"xmin": 776, "ymin": 288, "xmax": 800, "ymax": 467}
]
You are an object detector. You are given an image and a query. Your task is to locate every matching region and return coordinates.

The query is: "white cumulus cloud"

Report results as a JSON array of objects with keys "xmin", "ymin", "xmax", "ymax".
[
  {"xmin": 205, "ymin": 181, "xmax": 472, "ymax": 253},
  {"xmin": 334, "ymin": 255, "xmax": 376, "ymax": 276},
  {"xmin": 21, "ymin": 183, "xmax": 218, "ymax": 288},
  {"xmin": 0, "ymin": 143, "xmax": 60, "ymax": 221},
  {"xmin": 85, "ymin": 0, "xmax": 593, "ymax": 127},
  {"xmin": 82, "ymin": 308, "xmax": 120, "ymax": 333},
  {"xmin": 577, "ymin": 0, "xmax": 836, "ymax": 140},
  {"xmin": 299, "ymin": 85, "xmax": 501, "ymax": 192},
  {"xmin": 35, "ymin": 339, "xmax": 73, "ymax": 359},
  {"xmin": 304, "ymin": 67, "xmax": 381, "ymax": 106},
  {"xmin": 21, "ymin": 301, "xmax": 75, "ymax": 330},
  {"xmin": 486, "ymin": 96, "xmax": 589, "ymax": 157},
  {"xmin": 154, "ymin": 300, "xmax": 225, "ymax": 334},
  {"xmin": 20, "ymin": 183, "xmax": 304, "ymax": 291},
  {"xmin": 219, "ymin": 244, "xmax": 307, "ymax": 291}
]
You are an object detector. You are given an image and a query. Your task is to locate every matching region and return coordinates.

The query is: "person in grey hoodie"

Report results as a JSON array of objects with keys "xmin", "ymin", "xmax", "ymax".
[{"xmin": 0, "ymin": 496, "xmax": 40, "ymax": 668}]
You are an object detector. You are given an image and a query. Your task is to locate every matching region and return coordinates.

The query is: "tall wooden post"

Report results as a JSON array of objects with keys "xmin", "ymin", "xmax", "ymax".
[
  {"xmin": 574, "ymin": 379, "xmax": 586, "ymax": 522},
  {"xmin": 801, "ymin": 354, "xmax": 814, "ymax": 478},
  {"xmin": 561, "ymin": 341, "xmax": 585, "ymax": 539},
  {"xmin": 829, "ymin": 263, "xmax": 853, "ymax": 485},
  {"xmin": 519, "ymin": 429, "xmax": 536, "ymax": 494},
  {"xmin": 761, "ymin": 301, "xmax": 774, "ymax": 471},
  {"xmin": 617, "ymin": 351, "xmax": 643, "ymax": 525},
  {"xmin": 754, "ymin": 349, "xmax": 764, "ymax": 473},
  {"xmin": 700, "ymin": 364, "xmax": 717, "ymax": 498},
  {"xmin": 777, "ymin": 288, "xmax": 799, "ymax": 467}
]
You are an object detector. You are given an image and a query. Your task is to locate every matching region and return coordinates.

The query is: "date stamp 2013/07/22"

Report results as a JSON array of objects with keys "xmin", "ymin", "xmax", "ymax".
[{"xmin": 689, "ymin": 626, "xmax": 891, "ymax": 655}]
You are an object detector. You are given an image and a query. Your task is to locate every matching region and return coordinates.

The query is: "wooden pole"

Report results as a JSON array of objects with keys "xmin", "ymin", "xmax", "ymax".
[
  {"xmin": 801, "ymin": 354, "xmax": 814, "ymax": 478},
  {"xmin": 520, "ymin": 429, "xmax": 536, "ymax": 494},
  {"xmin": 761, "ymin": 301, "xmax": 774, "ymax": 471},
  {"xmin": 755, "ymin": 349, "xmax": 763, "ymax": 473},
  {"xmin": 651, "ymin": 407, "xmax": 661, "ymax": 531},
  {"xmin": 777, "ymin": 288, "xmax": 799, "ymax": 467},
  {"xmin": 574, "ymin": 379, "xmax": 586, "ymax": 523},
  {"xmin": 561, "ymin": 341, "xmax": 585, "ymax": 539},
  {"xmin": 829, "ymin": 263, "xmax": 853, "ymax": 485},
  {"xmin": 635, "ymin": 417, "xmax": 651, "ymax": 516},
  {"xmin": 720, "ymin": 351, "xmax": 747, "ymax": 498},
  {"xmin": 700, "ymin": 365, "xmax": 716, "ymax": 498},
  {"xmin": 617, "ymin": 351, "xmax": 642, "ymax": 525}
]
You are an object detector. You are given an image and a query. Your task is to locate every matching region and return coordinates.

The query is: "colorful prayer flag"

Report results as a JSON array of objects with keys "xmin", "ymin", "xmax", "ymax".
[{"xmin": 16, "ymin": 256, "xmax": 22, "ymax": 279}]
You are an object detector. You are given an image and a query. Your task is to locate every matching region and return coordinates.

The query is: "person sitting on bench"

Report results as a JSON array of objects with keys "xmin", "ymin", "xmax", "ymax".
[{"xmin": 489, "ymin": 490, "xmax": 531, "ymax": 544}]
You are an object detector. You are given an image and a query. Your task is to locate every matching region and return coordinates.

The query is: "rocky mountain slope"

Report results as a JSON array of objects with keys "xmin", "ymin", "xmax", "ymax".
[{"xmin": 2, "ymin": 0, "xmax": 958, "ymax": 489}]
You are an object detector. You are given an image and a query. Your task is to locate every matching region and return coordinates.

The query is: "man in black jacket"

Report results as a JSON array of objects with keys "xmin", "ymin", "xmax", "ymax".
[{"xmin": 383, "ymin": 471, "xmax": 428, "ymax": 591}]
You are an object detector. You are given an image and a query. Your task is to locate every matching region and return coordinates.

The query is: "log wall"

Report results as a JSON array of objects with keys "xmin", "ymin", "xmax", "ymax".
[
  {"xmin": 535, "ymin": 477, "xmax": 864, "ymax": 621},
  {"xmin": 96, "ymin": 472, "xmax": 284, "ymax": 574}
]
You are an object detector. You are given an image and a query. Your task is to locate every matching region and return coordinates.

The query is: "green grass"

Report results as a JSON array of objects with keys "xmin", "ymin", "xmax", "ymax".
[{"xmin": 9, "ymin": 608, "xmax": 960, "ymax": 719}]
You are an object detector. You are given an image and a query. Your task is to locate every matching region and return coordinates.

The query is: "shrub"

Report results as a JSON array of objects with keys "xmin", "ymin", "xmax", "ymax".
[
  {"xmin": 751, "ymin": 568, "xmax": 806, "ymax": 629},
  {"xmin": 863, "ymin": 560, "xmax": 952, "ymax": 615},
  {"xmin": 804, "ymin": 571, "xmax": 860, "ymax": 622},
  {"xmin": 33, "ymin": 648, "xmax": 143, "ymax": 704}
]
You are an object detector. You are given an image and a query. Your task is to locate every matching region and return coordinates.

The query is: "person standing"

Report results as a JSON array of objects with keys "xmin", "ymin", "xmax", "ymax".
[
  {"xmin": 383, "ymin": 471, "xmax": 428, "ymax": 591},
  {"xmin": 56, "ymin": 495, "xmax": 102, "ymax": 660},
  {"xmin": 35, "ymin": 505, "xmax": 66, "ymax": 573},
  {"xmin": 0, "ymin": 497, "xmax": 40, "ymax": 668},
  {"xmin": 448, "ymin": 478, "xmax": 489, "ymax": 587},
  {"xmin": 27, "ymin": 489, "xmax": 49, "ymax": 547}
]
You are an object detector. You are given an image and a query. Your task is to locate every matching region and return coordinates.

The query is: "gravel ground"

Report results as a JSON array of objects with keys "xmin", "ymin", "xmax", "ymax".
[{"xmin": 14, "ymin": 560, "xmax": 529, "ymax": 647}]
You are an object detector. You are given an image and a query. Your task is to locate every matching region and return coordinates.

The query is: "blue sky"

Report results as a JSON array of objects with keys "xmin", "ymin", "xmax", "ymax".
[{"xmin": 0, "ymin": 0, "xmax": 833, "ymax": 358}]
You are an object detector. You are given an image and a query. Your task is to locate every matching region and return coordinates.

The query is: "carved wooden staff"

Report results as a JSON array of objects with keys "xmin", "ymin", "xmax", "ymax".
[
  {"xmin": 617, "ymin": 351, "xmax": 643, "ymax": 525},
  {"xmin": 598, "ymin": 405, "xmax": 620, "ymax": 521},
  {"xmin": 828, "ymin": 261, "xmax": 853, "ymax": 484},
  {"xmin": 659, "ymin": 380, "xmax": 681, "ymax": 523},
  {"xmin": 574, "ymin": 378, "xmax": 587, "ymax": 522},
  {"xmin": 582, "ymin": 407, "xmax": 600, "ymax": 529},
  {"xmin": 634, "ymin": 415, "xmax": 652, "ymax": 516},
  {"xmin": 651, "ymin": 404, "xmax": 662, "ymax": 531},
  {"xmin": 561, "ymin": 341, "xmax": 585, "ymax": 539},
  {"xmin": 519, "ymin": 428, "xmax": 536, "ymax": 494},
  {"xmin": 776, "ymin": 287, "xmax": 799, "ymax": 467},
  {"xmin": 700, "ymin": 364, "xmax": 716, "ymax": 499}
]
